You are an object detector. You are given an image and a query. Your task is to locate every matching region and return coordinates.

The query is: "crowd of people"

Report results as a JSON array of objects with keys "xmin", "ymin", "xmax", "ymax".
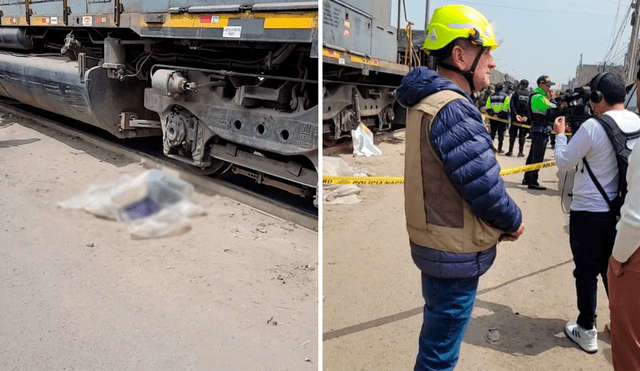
[{"xmin": 398, "ymin": 4, "xmax": 640, "ymax": 371}]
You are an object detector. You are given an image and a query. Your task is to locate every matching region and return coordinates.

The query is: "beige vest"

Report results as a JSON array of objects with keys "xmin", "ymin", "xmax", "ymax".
[{"xmin": 404, "ymin": 90, "xmax": 503, "ymax": 253}]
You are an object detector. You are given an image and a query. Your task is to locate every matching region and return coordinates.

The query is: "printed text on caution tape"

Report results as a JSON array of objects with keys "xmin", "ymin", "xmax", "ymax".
[{"xmin": 322, "ymin": 161, "xmax": 556, "ymax": 185}]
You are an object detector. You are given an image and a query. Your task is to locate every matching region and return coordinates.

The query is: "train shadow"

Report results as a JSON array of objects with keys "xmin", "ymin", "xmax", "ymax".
[
  {"xmin": 0, "ymin": 138, "xmax": 40, "ymax": 148},
  {"xmin": 0, "ymin": 102, "xmax": 139, "ymax": 168}
]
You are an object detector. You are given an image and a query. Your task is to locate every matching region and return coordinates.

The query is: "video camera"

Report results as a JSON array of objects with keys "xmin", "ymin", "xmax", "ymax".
[{"xmin": 555, "ymin": 86, "xmax": 592, "ymax": 129}]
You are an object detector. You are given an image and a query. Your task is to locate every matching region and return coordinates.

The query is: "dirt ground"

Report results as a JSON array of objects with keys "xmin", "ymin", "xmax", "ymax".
[
  {"xmin": 323, "ymin": 130, "xmax": 614, "ymax": 370},
  {"xmin": 0, "ymin": 113, "xmax": 318, "ymax": 370}
]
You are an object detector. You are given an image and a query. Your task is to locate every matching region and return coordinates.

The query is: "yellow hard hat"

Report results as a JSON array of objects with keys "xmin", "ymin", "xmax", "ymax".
[{"xmin": 423, "ymin": 5, "xmax": 498, "ymax": 52}]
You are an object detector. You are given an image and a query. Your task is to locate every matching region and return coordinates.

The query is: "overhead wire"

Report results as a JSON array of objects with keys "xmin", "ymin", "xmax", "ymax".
[
  {"xmin": 605, "ymin": 0, "xmax": 624, "ymax": 59},
  {"xmin": 453, "ymin": 0, "xmax": 619, "ymax": 17},
  {"xmin": 604, "ymin": 17, "xmax": 626, "ymax": 62},
  {"xmin": 605, "ymin": 10, "xmax": 631, "ymax": 61},
  {"xmin": 603, "ymin": 3, "xmax": 632, "ymax": 64}
]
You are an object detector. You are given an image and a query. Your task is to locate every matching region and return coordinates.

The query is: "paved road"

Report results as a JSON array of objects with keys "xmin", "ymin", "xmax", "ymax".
[
  {"xmin": 323, "ymin": 132, "xmax": 613, "ymax": 370},
  {"xmin": 0, "ymin": 114, "xmax": 318, "ymax": 371}
]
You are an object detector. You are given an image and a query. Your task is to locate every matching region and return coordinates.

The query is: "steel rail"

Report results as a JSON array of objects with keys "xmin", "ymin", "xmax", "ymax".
[{"xmin": 0, "ymin": 98, "xmax": 318, "ymax": 231}]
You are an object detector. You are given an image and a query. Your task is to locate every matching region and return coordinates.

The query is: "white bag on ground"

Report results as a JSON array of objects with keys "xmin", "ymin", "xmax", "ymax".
[
  {"xmin": 59, "ymin": 169, "xmax": 205, "ymax": 239},
  {"xmin": 323, "ymin": 184, "xmax": 362, "ymax": 205},
  {"xmin": 322, "ymin": 156, "xmax": 364, "ymax": 204},
  {"xmin": 351, "ymin": 122, "xmax": 382, "ymax": 157}
]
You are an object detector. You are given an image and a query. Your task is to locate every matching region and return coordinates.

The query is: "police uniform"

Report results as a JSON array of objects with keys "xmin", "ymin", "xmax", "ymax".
[
  {"xmin": 485, "ymin": 84, "xmax": 510, "ymax": 153},
  {"xmin": 522, "ymin": 75, "xmax": 556, "ymax": 190},
  {"xmin": 507, "ymin": 80, "xmax": 531, "ymax": 157}
]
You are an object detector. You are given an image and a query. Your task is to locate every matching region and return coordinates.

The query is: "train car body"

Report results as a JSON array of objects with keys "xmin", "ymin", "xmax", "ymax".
[
  {"xmin": 0, "ymin": 0, "xmax": 318, "ymax": 198},
  {"xmin": 322, "ymin": 0, "xmax": 409, "ymax": 145}
]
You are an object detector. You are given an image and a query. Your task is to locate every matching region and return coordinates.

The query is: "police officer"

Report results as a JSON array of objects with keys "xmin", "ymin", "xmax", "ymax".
[
  {"xmin": 506, "ymin": 79, "xmax": 531, "ymax": 157},
  {"xmin": 485, "ymin": 82, "xmax": 510, "ymax": 153},
  {"xmin": 522, "ymin": 75, "xmax": 557, "ymax": 190},
  {"xmin": 476, "ymin": 84, "xmax": 494, "ymax": 110}
]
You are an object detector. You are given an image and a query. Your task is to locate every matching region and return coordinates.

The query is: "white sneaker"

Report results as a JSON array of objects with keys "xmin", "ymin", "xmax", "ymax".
[{"xmin": 565, "ymin": 322, "xmax": 598, "ymax": 353}]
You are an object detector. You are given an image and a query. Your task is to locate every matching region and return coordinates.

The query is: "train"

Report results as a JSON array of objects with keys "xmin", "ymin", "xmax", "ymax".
[
  {"xmin": 0, "ymin": 0, "xmax": 318, "ymax": 201},
  {"xmin": 322, "ymin": 0, "xmax": 413, "ymax": 146}
]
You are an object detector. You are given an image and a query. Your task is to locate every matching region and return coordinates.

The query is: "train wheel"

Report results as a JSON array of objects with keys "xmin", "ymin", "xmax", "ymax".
[
  {"xmin": 186, "ymin": 158, "xmax": 232, "ymax": 176},
  {"xmin": 323, "ymin": 137, "xmax": 339, "ymax": 147}
]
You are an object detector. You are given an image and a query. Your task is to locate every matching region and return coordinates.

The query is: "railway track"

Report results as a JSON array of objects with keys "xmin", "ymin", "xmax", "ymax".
[{"xmin": 0, "ymin": 97, "xmax": 318, "ymax": 231}]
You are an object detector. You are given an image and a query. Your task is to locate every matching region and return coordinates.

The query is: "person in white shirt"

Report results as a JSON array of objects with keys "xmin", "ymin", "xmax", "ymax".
[
  {"xmin": 553, "ymin": 72, "xmax": 640, "ymax": 354},
  {"xmin": 606, "ymin": 72, "xmax": 640, "ymax": 371}
]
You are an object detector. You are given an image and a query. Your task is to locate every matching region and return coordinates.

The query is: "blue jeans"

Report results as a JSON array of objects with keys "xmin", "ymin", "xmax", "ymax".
[{"xmin": 415, "ymin": 273, "xmax": 479, "ymax": 371}]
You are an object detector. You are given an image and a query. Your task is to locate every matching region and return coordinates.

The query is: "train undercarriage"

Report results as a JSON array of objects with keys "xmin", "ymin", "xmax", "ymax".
[
  {"xmin": 322, "ymin": 47, "xmax": 408, "ymax": 147},
  {"xmin": 0, "ymin": 9, "xmax": 318, "ymax": 201}
]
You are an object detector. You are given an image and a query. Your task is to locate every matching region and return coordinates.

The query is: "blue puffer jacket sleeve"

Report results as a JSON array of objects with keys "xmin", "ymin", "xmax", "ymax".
[{"xmin": 432, "ymin": 99, "xmax": 522, "ymax": 233}]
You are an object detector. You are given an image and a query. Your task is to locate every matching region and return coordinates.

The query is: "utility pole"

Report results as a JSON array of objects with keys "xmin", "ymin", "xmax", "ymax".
[
  {"xmin": 627, "ymin": 0, "xmax": 640, "ymax": 83},
  {"xmin": 425, "ymin": 0, "xmax": 430, "ymax": 30},
  {"xmin": 397, "ymin": 0, "xmax": 402, "ymax": 42}
]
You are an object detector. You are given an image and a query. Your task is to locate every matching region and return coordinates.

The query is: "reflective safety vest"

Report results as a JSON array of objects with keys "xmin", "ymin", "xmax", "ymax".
[{"xmin": 485, "ymin": 91, "xmax": 510, "ymax": 119}]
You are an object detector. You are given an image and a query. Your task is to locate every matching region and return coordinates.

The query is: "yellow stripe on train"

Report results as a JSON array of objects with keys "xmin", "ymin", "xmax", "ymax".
[{"xmin": 158, "ymin": 12, "xmax": 317, "ymax": 29}]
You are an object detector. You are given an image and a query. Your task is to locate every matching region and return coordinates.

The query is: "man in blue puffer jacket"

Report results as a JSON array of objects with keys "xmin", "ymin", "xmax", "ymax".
[{"xmin": 397, "ymin": 5, "xmax": 524, "ymax": 371}]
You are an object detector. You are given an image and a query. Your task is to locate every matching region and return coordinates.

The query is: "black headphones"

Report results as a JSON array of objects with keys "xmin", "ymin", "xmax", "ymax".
[{"xmin": 590, "ymin": 72, "xmax": 610, "ymax": 103}]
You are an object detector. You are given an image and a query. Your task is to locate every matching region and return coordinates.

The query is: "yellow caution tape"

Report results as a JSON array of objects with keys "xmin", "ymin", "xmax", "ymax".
[
  {"xmin": 322, "ymin": 161, "xmax": 557, "ymax": 185},
  {"xmin": 482, "ymin": 114, "xmax": 520, "ymax": 126},
  {"xmin": 498, "ymin": 160, "xmax": 556, "ymax": 176},
  {"xmin": 323, "ymin": 176, "xmax": 405, "ymax": 185}
]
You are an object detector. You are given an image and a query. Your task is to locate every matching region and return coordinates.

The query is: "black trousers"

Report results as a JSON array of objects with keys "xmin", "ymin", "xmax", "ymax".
[
  {"xmin": 489, "ymin": 119, "xmax": 507, "ymax": 151},
  {"xmin": 569, "ymin": 210, "xmax": 617, "ymax": 329},
  {"xmin": 508, "ymin": 124, "xmax": 527, "ymax": 154},
  {"xmin": 522, "ymin": 132, "xmax": 548, "ymax": 186}
]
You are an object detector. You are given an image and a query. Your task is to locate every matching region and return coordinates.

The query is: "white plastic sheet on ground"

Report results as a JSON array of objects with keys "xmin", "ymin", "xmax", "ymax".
[
  {"xmin": 323, "ymin": 156, "xmax": 368, "ymax": 204},
  {"xmin": 58, "ymin": 169, "xmax": 205, "ymax": 239},
  {"xmin": 351, "ymin": 122, "xmax": 382, "ymax": 157}
]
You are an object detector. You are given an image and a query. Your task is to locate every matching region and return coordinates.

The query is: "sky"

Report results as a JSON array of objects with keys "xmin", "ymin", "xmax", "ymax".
[{"xmin": 389, "ymin": 0, "xmax": 635, "ymax": 87}]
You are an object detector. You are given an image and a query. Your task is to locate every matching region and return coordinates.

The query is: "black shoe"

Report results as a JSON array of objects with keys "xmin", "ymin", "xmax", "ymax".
[
  {"xmin": 517, "ymin": 152, "xmax": 525, "ymax": 157},
  {"xmin": 498, "ymin": 149, "xmax": 504, "ymax": 154},
  {"xmin": 505, "ymin": 151, "xmax": 513, "ymax": 157},
  {"xmin": 528, "ymin": 184, "xmax": 547, "ymax": 190}
]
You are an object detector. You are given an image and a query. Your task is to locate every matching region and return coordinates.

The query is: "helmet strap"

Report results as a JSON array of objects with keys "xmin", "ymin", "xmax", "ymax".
[{"xmin": 438, "ymin": 46, "xmax": 486, "ymax": 92}]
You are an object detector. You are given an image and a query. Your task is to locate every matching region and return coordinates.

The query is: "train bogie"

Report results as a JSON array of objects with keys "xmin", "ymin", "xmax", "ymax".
[{"xmin": 322, "ymin": 0, "xmax": 409, "ymax": 145}]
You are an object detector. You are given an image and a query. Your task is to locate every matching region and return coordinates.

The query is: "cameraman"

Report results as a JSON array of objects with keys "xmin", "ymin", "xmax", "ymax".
[
  {"xmin": 558, "ymin": 87, "xmax": 591, "ymax": 139},
  {"xmin": 553, "ymin": 72, "xmax": 640, "ymax": 354},
  {"xmin": 506, "ymin": 79, "xmax": 531, "ymax": 157},
  {"xmin": 522, "ymin": 75, "xmax": 557, "ymax": 190},
  {"xmin": 485, "ymin": 82, "xmax": 510, "ymax": 153}
]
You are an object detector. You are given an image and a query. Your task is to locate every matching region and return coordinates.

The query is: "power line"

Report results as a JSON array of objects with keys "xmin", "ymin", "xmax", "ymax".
[
  {"xmin": 606, "ymin": 0, "xmax": 625, "ymax": 56},
  {"xmin": 603, "ymin": 5, "xmax": 632, "ymax": 63},
  {"xmin": 454, "ymin": 0, "xmax": 619, "ymax": 18}
]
